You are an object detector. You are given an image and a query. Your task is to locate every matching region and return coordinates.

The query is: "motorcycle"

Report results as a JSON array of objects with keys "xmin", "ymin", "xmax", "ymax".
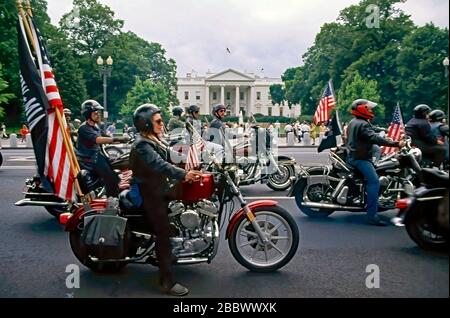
[
  {"xmin": 395, "ymin": 168, "xmax": 448, "ymax": 251},
  {"xmin": 59, "ymin": 156, "xmax": 300, "ymax": 273},
  {"xmin": 0, "ymin": 150, "xmax": 3, "ymax": 167},
  {"xmin": 288, "ymin": 137, "xmax": 422, "ymax": 218},
  {"xmin": 14, "ymin": 150, "xmax": 130, "ymax": 218}
]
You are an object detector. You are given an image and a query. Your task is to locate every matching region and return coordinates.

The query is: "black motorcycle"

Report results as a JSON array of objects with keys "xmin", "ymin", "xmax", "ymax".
[
  {"xmin": 14, "ymin": 151, "xmax": 130, "ymax": 217},
  {"xmin": 396, "ymin": 168, "xmax": 448, "ymax": 251},
  {"xmin": 289, "ymin": 137, "xmax": 421, "ymax": 218}
]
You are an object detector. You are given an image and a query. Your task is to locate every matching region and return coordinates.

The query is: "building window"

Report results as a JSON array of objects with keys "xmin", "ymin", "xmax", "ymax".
[
  {"xmin": 256, "ymin": 92, "xmax": 261, "ymax": 100},
  {"xmin": 196, "ymin": 91, "xmax": 200, "ymax": 100},
  {"xmin": 268, "ymin": 107, "xmax": 272, "ymax": 116},
  {"xmin": 280, "ymin": 107, "xmax": 283, "ymax": 117},
  {"xmin": 226, "ymin": 92, "xmax": 231, "ymax": 100},
  {"xmin": 213, "ymin": 92, "xmax": 217, "ymax": 100},
  {"xmin": 184, "ymin": 91, "xmax": 189, "ymax": 100},
  {"xmin": 240, "ymin": 92, "xmax": 244, "ymax": 100},
  {"xmin": 268, "ymin": 93, "xmax": 272, "ymax": 100}
]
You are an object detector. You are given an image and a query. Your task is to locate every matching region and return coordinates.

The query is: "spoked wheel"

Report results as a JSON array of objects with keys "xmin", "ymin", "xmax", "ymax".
[
  {"xmin": 267, "ymin": 164, "xmax": 294, "ymax": 191},
  {"xmin": 229, "ymin": 206, "xmax": 299, "ymax": 272},
  {"xmin": 294, "ymin": 179, "xmax": 334, "ymax": 218},
  {"xmin": 69, "ymin": 219, "xmax": 128, "ymax": 273}
]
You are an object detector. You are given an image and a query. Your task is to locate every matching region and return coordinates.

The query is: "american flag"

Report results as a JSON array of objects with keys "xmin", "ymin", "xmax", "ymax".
[
  {"xmin": 29, "ymin": 17, "xmax": 75, "ymax": 201},
  {"xmin": 313, "ymin": 81, "xmax": 336, "ymax": 125},
  {"xmin": 381, "ymin": 104, "xmax": 405, "ymax": 155},
  {"xmin": 185, "ymin": 122, "xmax": 206, "ymax": 171}
]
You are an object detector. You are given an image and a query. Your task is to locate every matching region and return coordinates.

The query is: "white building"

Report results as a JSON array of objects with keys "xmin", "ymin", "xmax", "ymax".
[{"xmin": 176, "ymin": 68, "xmax": 301, "ymax": 118}]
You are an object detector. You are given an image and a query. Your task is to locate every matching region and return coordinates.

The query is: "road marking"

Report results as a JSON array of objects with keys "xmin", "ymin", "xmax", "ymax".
[
  {"xmin": 8, "ymin": 156, "xmax": 36, "ymax": 162},
  {"xmin": 0, "ymin": 166, "xmax": 36, "ymax": 170}
]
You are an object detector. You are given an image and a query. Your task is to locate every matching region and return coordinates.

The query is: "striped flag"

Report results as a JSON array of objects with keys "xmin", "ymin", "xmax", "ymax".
[
  {"xmin": 28, "ymin": 17, "xmax": 75, "ymax": 201},
  {"xmin": 381, "ymin": 104, "xmax": 405, "ymax": 155},
  {"xmin": 185, "ymin": 122, "xmax": 206, "ymax": 171},
  {"xmin": 313, "ymin": 80, "xmax": 336, "ymax": 125}
]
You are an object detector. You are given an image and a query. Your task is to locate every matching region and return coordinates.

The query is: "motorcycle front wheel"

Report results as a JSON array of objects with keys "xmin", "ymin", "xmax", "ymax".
[
  {"xmin": 267, "ymin": 164, "xmax": 294, "ymax": 191},
  {"xmin": 0, "ymin": 151, "xmax": 3, "ymax": 167},
  {"xmin": 228, "ymin": 206, "xmax": 299, "ymax": 272}
]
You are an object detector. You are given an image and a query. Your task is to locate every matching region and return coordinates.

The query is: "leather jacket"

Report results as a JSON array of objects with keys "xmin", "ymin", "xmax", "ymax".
[
  {"xmin": 346, "ymin": 118, "xmax": 399, "ymax": 160},
  {"xmin": 405, "ymin": 118, "xmax": 437, "ymax": 147},
  {"xmin": 129, "ymin": 134, "xmax": 186, "ymax": 196}
]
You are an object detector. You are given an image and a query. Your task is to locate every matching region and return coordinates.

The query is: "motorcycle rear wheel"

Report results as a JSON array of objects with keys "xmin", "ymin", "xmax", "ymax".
[
  {"xmin": 267, "ymin": 164, "xmax": 294, "ymax": 191},
  {"xmin": 69, "ymin": 220, "xmax": 128, "ymax": 273},
  {"xmin": 228, "ymin": 206, "xmax": 299, "ymax": 272},
  {"xmin": 294, "ymin": 177, "xmax": 334, "ymax": 218}
]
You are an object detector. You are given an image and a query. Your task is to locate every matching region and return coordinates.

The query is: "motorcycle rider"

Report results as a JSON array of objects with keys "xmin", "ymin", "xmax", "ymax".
[
  {"xmin": 186, "ymin": 104, "xmax": 202, "ymax": 134},
  {"xmin": 76, "ymin": 100, "xmax": 128, "ymax": 197},
  {"xmin": 167, "ymin": 106, "xmax": 185, "ymax": 131},
  {"xmin": 405, "ymin": 104, "xmax": 445, "ymax": 166},
  {"xmin": 129, "ymin": 103, "xmax": 201, "ymax": 296},
  {"xmin": 429, "ymin": 109, "xmax": 449, "ymax": 164},
  {"xmin": 63, "ymin": 108, "xmax": 77, "ymax": 143},
  {"xmin": 346, "ymin": 99, "xmax": 404, "ymax": 226}
]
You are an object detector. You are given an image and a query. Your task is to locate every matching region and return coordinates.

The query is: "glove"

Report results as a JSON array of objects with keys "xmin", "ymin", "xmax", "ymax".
[{"xmin": 113, "ymin": 136, "xmax": 130, "ymax": 143}]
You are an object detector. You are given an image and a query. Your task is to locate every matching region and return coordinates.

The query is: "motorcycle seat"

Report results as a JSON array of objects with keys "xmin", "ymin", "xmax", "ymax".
[{"xmin": 420, "ymin": 168, "xmax": 449, "ymax": 188}]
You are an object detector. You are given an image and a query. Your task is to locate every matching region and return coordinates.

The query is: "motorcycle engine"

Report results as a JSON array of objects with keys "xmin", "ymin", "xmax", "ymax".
[{"xmin": 167, "ymin": 200, "xmax": 219, "ymax": 257}]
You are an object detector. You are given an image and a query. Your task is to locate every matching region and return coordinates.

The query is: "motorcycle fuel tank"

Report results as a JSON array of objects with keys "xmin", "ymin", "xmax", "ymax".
[{"xmin": 177, "ymin": 174, "xmax": 215, "ymax": 202}]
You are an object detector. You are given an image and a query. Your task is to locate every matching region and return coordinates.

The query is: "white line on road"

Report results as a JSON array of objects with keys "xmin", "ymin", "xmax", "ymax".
[{"xmin": 0, "ymin": 166, "xmax": 36, "ymax": 170}]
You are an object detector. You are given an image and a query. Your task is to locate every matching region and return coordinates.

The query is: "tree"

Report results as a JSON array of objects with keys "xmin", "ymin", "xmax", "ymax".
[
  {"xmin": 269, "ymin": 84, "xmax": 285, "ymax": 105},
  {"xmin": 59, "ymin": 0, "xmax": 123, "ymax": 56},
  {"xmin": 0, "ymin": 63, "xmax": 15, "ymax": 121},
  {"xmin": 120, "ymin": 78, "xmax": 171, "ymax": 121},
  {"xmin": 337, "ymin": 72, "xmax": 384, "ymax": 124}
]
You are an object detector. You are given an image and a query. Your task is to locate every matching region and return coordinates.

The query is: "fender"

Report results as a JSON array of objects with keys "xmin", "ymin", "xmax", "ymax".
[
  {"xmin": 276, "ymin": 155, "xmax": 296, "ymax": 165},
  {"xmin": 62, "ymin": 199, "xmax": 108, "ymax": 231},
  {"xmin": 226, "ymin": 200, "xmax": 278, "ymax": 239}
]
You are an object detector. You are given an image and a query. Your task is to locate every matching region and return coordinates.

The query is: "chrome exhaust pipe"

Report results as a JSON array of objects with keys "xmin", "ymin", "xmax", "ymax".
[
  {"xmin": 176, "ymin": 257, "xmax": 209, "ymax": 265},
  {"xmin": 301, "ymin": 201, "xmax": 361, "ymax": 210},
  {"xmin": 14, "ymin": 198, "xmax": 68, "ymax": 207}
]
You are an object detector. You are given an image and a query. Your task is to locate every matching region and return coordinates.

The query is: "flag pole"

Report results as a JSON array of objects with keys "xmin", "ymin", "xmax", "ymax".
[
  {"xmin": 24, "ymin": 0, "xmax": 32, "ymax": 17},
  {"xmin": 19, "ymin": 2, "xmax": 85, "ymax": 199}
]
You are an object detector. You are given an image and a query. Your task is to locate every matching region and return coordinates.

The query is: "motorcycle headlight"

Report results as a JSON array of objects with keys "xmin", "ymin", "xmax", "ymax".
[{"xmin": 409, "ymin": 148, "xmax": 422, "ymax": 163}]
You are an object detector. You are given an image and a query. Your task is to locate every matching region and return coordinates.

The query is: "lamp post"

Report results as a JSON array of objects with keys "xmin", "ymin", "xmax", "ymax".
[
  {"xmin": 443, "ymin": 57, "xmax": 449, "ymax": 78},
  {"xmin": 96, "ymin": 56, "xmax": 113, "ymax": 119}
]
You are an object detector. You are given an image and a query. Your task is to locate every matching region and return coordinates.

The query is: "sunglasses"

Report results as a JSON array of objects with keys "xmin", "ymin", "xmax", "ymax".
[
  {"xmin": 218, "ymin": 109, "xmax": 226, "ymax": 113},
  {"xmin": 153, "ymin": 119, "xmax": 164, "ymax": 125}
]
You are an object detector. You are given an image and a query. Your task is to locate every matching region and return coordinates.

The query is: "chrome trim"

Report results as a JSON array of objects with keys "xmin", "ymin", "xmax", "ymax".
[{"xmin": 14, "ymin": 199, "xmax": 68, "ymax": 207}]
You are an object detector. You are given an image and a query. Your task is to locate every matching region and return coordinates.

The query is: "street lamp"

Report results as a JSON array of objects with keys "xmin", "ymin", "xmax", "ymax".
[
  {"xmin": 443, "ymin": 57, "xmax": 449, "ymax": 78},
  {"xmin": 96, "ymin": 55, "xmax": 113, "ymax": 119}
]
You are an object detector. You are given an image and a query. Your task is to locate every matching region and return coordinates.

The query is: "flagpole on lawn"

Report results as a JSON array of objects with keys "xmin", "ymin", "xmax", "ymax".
[{"xmin": 17, "ymin": 1, "xmax": 85, "ymax": 199}]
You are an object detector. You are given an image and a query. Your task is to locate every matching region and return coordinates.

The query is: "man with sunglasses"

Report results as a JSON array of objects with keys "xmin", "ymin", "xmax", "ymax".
[{"xmin": 76, "ymin": 99, "xmax": 129, "ymax": 197}]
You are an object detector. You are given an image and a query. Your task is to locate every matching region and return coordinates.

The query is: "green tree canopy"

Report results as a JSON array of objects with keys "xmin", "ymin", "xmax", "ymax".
[
  {"xmin": 269, "ymin": 84, "xmax": 285, "ymax": 105},
  {"xmin": 120, "ymin": 78, "xmax": 172, "ymax": 121},
  {"xmin": 0, "ymin": 63, "xmax": 15, "ymax": 121}
]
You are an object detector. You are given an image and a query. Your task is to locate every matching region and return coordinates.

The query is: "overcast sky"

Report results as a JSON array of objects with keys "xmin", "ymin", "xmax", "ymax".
[{"xmin": 46, "ymin": 0, "xmax": 449, "ymax": 78}]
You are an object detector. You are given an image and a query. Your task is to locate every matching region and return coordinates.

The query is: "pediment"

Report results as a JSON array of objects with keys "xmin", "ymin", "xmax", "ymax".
[{"xmin": 206, "ymin": 69, "xmax": 255, "ymax": 82}]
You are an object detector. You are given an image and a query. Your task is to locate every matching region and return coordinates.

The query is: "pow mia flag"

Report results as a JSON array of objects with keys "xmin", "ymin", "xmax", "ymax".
[{"xmin": 17, "ymin": 17, "xmax": 51, "ymax": 191}]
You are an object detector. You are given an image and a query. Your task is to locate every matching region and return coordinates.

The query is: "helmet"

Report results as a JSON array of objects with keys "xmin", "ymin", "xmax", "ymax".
[
  {"xmin": 172, "ymin": 106, "xmax": 184, "ymax": 116},
  {"xmin": 212, "ymin": 104, "xmax": 226, "ymax": 114},
  {"xmin": 133, "ymin": 103, "xmax": 161, "ymax": 133},
  {"xmin": 63, "ymin": 108, "xmax": 72, "ymax": 116},
  {"xmin": 350, "ymin": 99, "xmax": 377, "ymax": 120},
  {"xmin": 81, "ymin": 100, "xmax": 103, "ymax": 119},
  {"xmin": 413, "ymin": 104, "xmax": 431, "ymax": 119},
  {"xmin": 429, "ymin": 109, "xmax": 446, "ymax": 122},
  {"xmin": 188, "ymin": 104, "xmax": 200, "ymax": 114}
]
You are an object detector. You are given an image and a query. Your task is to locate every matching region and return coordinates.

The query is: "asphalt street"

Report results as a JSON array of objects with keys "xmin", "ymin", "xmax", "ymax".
[{"xmin": 0, "ymin": 148, "xmax": 448, "ymax": 298}]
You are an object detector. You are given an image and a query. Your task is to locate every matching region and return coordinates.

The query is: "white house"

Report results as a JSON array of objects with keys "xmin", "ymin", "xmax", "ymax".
[{"xmin": 176, "ymin": 68, "xmax": 301, "ymax": 118}]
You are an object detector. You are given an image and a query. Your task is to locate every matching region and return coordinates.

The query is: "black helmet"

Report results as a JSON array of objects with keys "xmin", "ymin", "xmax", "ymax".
[
  {"xmin": 212, "ymin": 104, "xmax": 226, "ymax": 114},
  {"xmin": 188, "ymin": 104, "xmax": 200, "ymax": 114},
  {"xmin": 429, "ymin": 109, "xmax": 446, "ymax": 122},
  {"xmin": 133, "ymin": 103, "xmax": 161, "ymax": 132},
  {"xmin": 172, "ymin": 106, "xmax": 184, "ymax": 116},
  {"xmin": 81, "ymin": 100, "xmax": 103, "ymax": 119},
  {"xmin": 413, "ymin": 104, "xmax": 431, "ymax": 119}
]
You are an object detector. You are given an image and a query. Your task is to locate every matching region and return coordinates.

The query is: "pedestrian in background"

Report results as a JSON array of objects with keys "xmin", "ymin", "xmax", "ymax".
[{"xmin": 20, "ymin": 124, "xmax": 29, "ymax": 142}]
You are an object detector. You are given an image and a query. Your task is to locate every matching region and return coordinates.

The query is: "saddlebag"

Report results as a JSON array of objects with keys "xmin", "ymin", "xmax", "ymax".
[{"xmin": 81, "ymin": 213, "xmax": 128, "ymax": 260}]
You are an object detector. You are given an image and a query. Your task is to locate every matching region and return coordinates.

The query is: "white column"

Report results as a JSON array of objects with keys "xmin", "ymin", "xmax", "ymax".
[
  {"xmin": 235, "ymin": 86, "xmax": 240, "ymax": 116},
  {"xmin": 220, "ymin": 85, "xmax": 225, "ymax": 105},
  {"xmin": 204, "ymin": 85, "xmax": 210, "ymax": 114},
  {"xmin": 249, "ymin": 85, "xmax": 255, "ymax": 116}
]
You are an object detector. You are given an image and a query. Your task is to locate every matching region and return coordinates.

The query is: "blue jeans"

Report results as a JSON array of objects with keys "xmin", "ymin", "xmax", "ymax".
[{"xmin": 347, "ymin": 157, "xmax": 380, "ymax": 217}]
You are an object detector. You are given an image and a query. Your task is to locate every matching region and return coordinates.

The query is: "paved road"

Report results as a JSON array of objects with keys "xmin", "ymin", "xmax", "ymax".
[{"xmin": 0, "ymin": 148, "xmax": 448, "ymax": 298}]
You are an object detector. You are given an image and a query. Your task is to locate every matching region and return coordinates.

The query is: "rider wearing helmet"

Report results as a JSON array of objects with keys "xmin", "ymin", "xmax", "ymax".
[
  {"xmin": 346, "ymin": 99, "xmax": 404, "ymax": 226},
  {"xmin": 429, "ymin": 109, "xmax": 449, "ymax": 163},
  {"xmin": 76, "ymin": 100, "xmax": 128, "ymax": 197},
  {"xmin": 167, "ymin": 106, "xmax": 185, "ymax": 131},
  {"xmin": 405, "ymin": 104, "xmax": 445, "ymax": 166},
  {"xmin": 129, "ymin": 103, "xmax": 201, "ymax": 296}
]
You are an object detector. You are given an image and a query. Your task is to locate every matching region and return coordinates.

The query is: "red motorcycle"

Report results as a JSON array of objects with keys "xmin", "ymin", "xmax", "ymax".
[{"xmin": 59, "ymin": 160, "xmax": 299, "ymax": 273}]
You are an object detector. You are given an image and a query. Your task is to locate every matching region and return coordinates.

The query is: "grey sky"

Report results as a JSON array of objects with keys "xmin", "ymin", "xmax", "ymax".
[{"xmin": 46, "ymin": 0, "xmax": 449, "ymax": 78}]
